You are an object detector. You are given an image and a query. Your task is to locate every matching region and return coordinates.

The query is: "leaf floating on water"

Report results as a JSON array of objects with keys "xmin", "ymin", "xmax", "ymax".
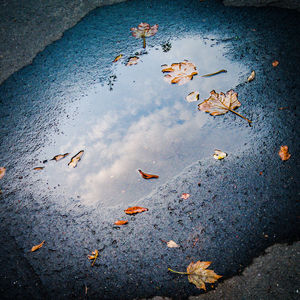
[
  {"xmin": 198, "ymin": 90, "xmax": 252, "ymax": 124},
  {"xmin": 247, "ymin": 70, "xmax": 256, "ymax": 82},
  {"xmin": 0, "ymin": 167, "xmax": 6, "ymax": 179},
  {"xmin": 31, "ymin": 240, "xmax": 45, "ymax": 252},
  {"xmin": 272, "ymin": 60, "xmax": 279, "ymax": 67},
  {"xmin": 68, "ymin": 150, "xmax": 84, "ymax": 168},
  {"xmin": 213, "ymin": 150, "xmax": 227, "ymax": 160},
  {"xmin": 114, "ymin": 220, "xmax": 128, "ymax": 225},
  {"xmin": 168, "ymin": 261, "xmax": 222, "ymax": 291},
  {"xmin": 113, "ymin": 54, "xmax": 123, "ymax": 62},
  {"xmin": 167, "ymin": 240, "xmax": 180, "ymax": 248},
  {"xmin": 181, "ymin": 193, "xmax": 190, "ymax": 200},
  {"xmin": 201, "ymin": 69, "xmax": 227, "ymax": 77},
  {"xmin": 278, "ymin": 145, "xmax": 291, "ymax": 161},
  {"xmin": 51, "ymin": 153, "xmax": 70, "ymax": 162},
  {"xmin": 138, "ymin": 169, "xmax": 159, "ymax": 179},
  {"xmin": 162, "ymin": 61, "xmax": 198, "ymax": 86},
  {"xmin": 34, "ymin": 167, "xmax": 44, "ymax": 171},
  {"xmin": 126, "ymin": 56, "xmax": 139, "ymax": 66},
  {"xmin": 88, "ymin": 249, "xmax": 99, "ymax": 267},
  {"xmin": 186, "ymin": 91, "xmax": 199, "ymax": 103},
  {"xmin": 124, "ymin": 206, "xmax": 148, "ymax": 215}
]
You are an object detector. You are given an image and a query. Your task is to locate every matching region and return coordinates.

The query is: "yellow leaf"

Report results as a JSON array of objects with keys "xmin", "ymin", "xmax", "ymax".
[
  {"xmin": 247, "ymin": 70, "xmax": 256, "ymax": 82},
  {"xmin": 213, "ymin": 150, "xmax": 227, "ymax": 160},
  {"xmin": 113, "ymin": 54, "xmax": 123, "ymax": 62},
  {"xmin": 31, "ymin": 240, "xmax": 45, "ymax": 252}
]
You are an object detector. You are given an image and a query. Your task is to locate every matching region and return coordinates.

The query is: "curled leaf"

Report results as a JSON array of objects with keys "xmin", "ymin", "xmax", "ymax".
[
  {"xmin": 126, "ymin": 56, "xmax": 139, "ymax": 66},
  {"xmin": 186, "ymin": 91, "xmax": 199, "ymax": 103},
  {"xmin": 272, "ymin": 60, "xmax": 279, "ymax": 67},
  {"xmin": 278, "ymin": 145, "xmax": 291, "ymax": 161},
  {"xmin": 113, "ymin": 54, "xmax": 123, "ymax": 62},
  {"xmin": 33, "ymin": 167, "xmax": 44, "ymax": 171},
  {"xmin": 88, "ymin": 249, "xmax": 99, "ymax": 266},
  {"xmin": 0, "ymin": 167, "xmax": 6, "ymax": 179},
  {"xmin": 31, "ymin": 240, "xmax": 45, "ymax": 252},
  {"xmin": 247, "ymin": 70, "xmax": 256, "ymax": 82},
  {"xmin": 198, "ymin": 90, "xmax": 252, "ymax": 123},
  {"xmin": 51, "ymin": 153, "xmax": 70, "ymax": 162},
  {"xmin": 162, "ymin": 61, "xmax": 198, "ymax": 86},
  {"xmin": 201, "ymin": 69, "xmax": 227, "ymax": 77},
  {"xmin": 130, "ymin": 23, "xmax": 158, "ymax": 38},
  {"xmin": 181, "ymin": 193, "xmax": 190, "ymax": 200},
  {"xmin": 68, "ymin": 150, "xmax": 84, "ymax": 168},
  {"xmin": 124, "ymin": 206, "xmax": 148, "ymax": 215},
  {"xmin": 114, "ymin": 220, "xmax": 128, "ymax": 225},
  {"xmin": 213, "ymin": 150, "xmax": 227, "ymax": 160},
  {"xmin": 167, "ymin": 240, "xmax": 180, "ymax": 248},
  {"xmin": 138, "ymin": 169, "xmax": 159, "ymax": 179}
]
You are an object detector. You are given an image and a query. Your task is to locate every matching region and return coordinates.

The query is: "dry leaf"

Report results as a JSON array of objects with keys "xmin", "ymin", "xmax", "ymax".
[
  {"xmin": 126, "ymin": 56, "xmax": 139, "ymax": 66},
  {"xmin": 51, "ymin": 153, "xmax": 70, "ymax": 161},
  {"xmin": 113, "ymin": 54, "xmax": 123, "ymax": 62},
  {"xmin": 114, "ymin": 220, "xmax": 128, "ymax": 225},
  {"xmin": 124, "ymin": 206, "xmax": 148, "ymax": 215},
  {"xmin": 213, "ymin": 150, "xmax": 227, "ymax": 160},
  {"xmin": 201, "ymin": 69, "xmax": 227, "ymax": 77},
  {"xmin": 247, "ymin": 70, "xmax": 256, "ymax": 82},
  {"xmin": 167, "ymin": 240, "xmax": 180, "ymax": 248},
  {"xmin": 130, "ymin": 23, "xmax": 158, "ymax": 48},
  {"xmin": 272, "ymin": 60, "xmax": 279, "ymax": 67},
  {"xmin": 0, "ymin": 167, "xmax": 6, "ymax": 179},
  {"xmin": 198, "ymin": 90, "xmax": 252, "ymax": 123},
  {"xmin": 31, "ymin": 240, "xmax": 45, "ymax": 252},
  {"xmin": 68, "ymin": 150, "xmax": 84, "ymax": 168},
  {"xmin": 138, "ymin": 169, "xmax": 159, "ymax": 179},
  {"xmin": 88, "ymin": 249, "xmax": 99, "ymax": 266},
  {"xmin": 33, "ymin": 167, "xmax": 44, "ymax": 170},
  {"xmin": 186, "ymin": 91, "xmax": 199, "ymax": 102},
  {"xmin": 181, "ymin": 193, "xmax": 190, "ymax": 200},
  {"xmin": 162, "ymin": 61, "xmax": 198, "ymax": 86},
  {"xmin": 278, "ymin": 145, "xmax": 291, "ymax": 161}
]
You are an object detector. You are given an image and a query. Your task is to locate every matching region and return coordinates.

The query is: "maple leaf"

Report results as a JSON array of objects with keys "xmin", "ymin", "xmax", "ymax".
[
  {"xmin": 68, "ymin": 150, "xmax": 84, "ymax": 168},
  {"xmin": 51, "ymin": 153, "xmax": 70, "ymax": 162},
  {"xmin": 31, "ymin": 240, "xmax": 45, "ymax": 252},
  {"xmin": 167, "ymin": 240, "xmax": 180, "ymax": 248},
  {"xmin": 130, "ymin": 23, "xmax": 158, "ymax": 48},
  {"xmin": 198, "ymin": 90, "xmax": 252, "ymax": 123},
  {"xmin": 186, "ymin": 91, "xmax": 199, "ymax": 102},
  {"xmin": 88, "ymin": 249, "xmax": 99, "ymax": 266},
  {"xmin": 33, "ymin": 167, "xmax": 44, "ymax": 170},
  {"xmin": 113, "ymin": 54, "xmax": 123, "ymax": 63},
  {"xmin": 213, "ymin": 150, "xmax": 227, "ymax": 160},
  {"xmin": 124, "ymin": 206, "xmax": 148, "ymax": 215},
  {"xmin": 162, "ymin": 61, "xmax": 198, "ymax": 86},
  {"xmin": 168, "ymin": 261, "xmax": 222, "ymax": 291},
  {"xmin": 114, "ymin": 220, "xmax": 128, "ymax": 225},
  {"xmin": 247, "ymin": 70, "xmax": 256, "ymax": 82},
  {"xmin": 278, "ymin": 145, "xmax": 291, "ymax": 161},
  {"xmin": 138, "ymin": 169, "xmax": 159, "ymax": 179},
  {"xmin": 126, "ymin": 56, "xmax": 139, "ymax": 66},
  {"xmin": 181, "ymin": 193, "xmax": 190, "ymax": 200},
  {"xmin": 0, "ymin": 167, "xmax": 6, "ymax": 179}
]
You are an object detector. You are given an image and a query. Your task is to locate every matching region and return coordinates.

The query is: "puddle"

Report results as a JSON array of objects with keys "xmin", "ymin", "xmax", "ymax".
[{"xmin": 37, "ymin": 38, "xmax": 249, "ymax": 208}]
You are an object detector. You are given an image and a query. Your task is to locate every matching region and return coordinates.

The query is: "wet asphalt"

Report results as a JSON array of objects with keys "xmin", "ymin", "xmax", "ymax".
[{"xmin": 0, "ymin": 0, "xmax": 299, "ymax": 299}]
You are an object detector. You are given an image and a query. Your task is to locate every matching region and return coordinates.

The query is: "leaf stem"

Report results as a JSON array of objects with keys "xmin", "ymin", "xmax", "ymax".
[
  {"xmin": 168, "ymin": 268, "xmax": 190, "ymax": 275},
  {"xmin": 228, "ymin": 108, "xmax": 252, "ymax": 123},
  {"xmin": 143, "ymin": 37, "xmax": 146, "ymax": 48}
]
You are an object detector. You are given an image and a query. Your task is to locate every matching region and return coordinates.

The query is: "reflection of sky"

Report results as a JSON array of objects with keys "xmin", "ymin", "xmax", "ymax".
[{"xmin": 42, "ymin": 38, "xmax": 249, "ymax": 207}]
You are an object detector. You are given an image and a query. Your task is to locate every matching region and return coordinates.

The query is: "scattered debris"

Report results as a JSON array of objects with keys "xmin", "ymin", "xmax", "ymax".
[
  {"xmin": 213, "ymin": 150, "xmax": 227, "ymax": 160},
  {"xmin": 272, "ymin": 60, "xmax": 279, "ymax": 67},
  {"xmin": 278, "ymin": 145, "xmax": 291, "ymax": 161},
  {"xmin": 124, "ymin": 206, "xmax": 148, "ymax": 215},
  {"xmin": 31, "ymin": 240, "xmax": 45, "ymax": 252},
  {"xmin": 88, "ymin": 249, "xmax": 99, "ymax": 266},
  {"xmin": 114, "ymin": 220, "xmax": 128, "ymax": 226},
  {"xmin": 113, "ymin": 54, "xmax": 123, "ymax": 62},
  {"xmin": 126, "ymin": 56, "xmax": 139, "ymax": 66},
  {"xmin": 278, "ymin": 107, "xmax": 289, "ymax": 110},
  {"xmin": 138, "ymin": 169, "xmax": 159, "ymax": 179},
  {"xmin": 167, "ymin": 240, "xmax": 180, "ymax": 248},
  {"xmin": 181, "ymin": 193, "xmax": 190, "ymax": 200},
  {"xmin": 68, "ymin": 150, "xmax": 84, "ymax": 168},
  {"xmin": 51, "ymin": 153, "xmax": 70, "ymax": 162}
]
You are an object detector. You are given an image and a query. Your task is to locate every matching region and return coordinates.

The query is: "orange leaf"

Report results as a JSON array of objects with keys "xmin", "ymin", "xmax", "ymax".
[
  {"xmin": 124, "ymin": 206, "xmax": 148, "ymax": 215},
  {"xmin": 114, "ymin": 220, "xmax": 128, "ymax": 225},
  {"xmin": 88, "ymin": 249, "xmax": 99, "ymax": 266},
  {"xmin": 181, "ymin": 193, "xmax": 190, "ymax": 200},
  {"xmin": 272, "ymin": 60, "xmax": 279, "ymax": 67},
  {"xmin": 51, "ymin": 153, "xmax": 70, "ymax": 161},
  {"xmin": 33, "ymin": 167, "xmax": 44, "ymax": 170},
  {"xmin": 278, "ymin": 145, "xmax": 291, "ymax": 161},
  {"xmin": 138, "ymin": 169, "xmax": 159, "ymax": 179},
  {"xmin": 31, "ymin": 240, "xmax": 45, "ymax": 252},
  {"xmin": 126, "ymin": 56, "xmax": 139, "ymax": 66},
  {"xmin": 113, "ymin": 54, "xmax": 123, "ymax": 62},
  {"xmin": 0, "ymin": 167, "xmax": 6, "ymax": 179}
]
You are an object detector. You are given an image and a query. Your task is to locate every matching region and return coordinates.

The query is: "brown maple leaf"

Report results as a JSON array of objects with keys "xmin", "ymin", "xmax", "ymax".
[
  {"xmin": 31, "ymin": 240, "xmax": 45, "ymax": 252},
  {"xmin": 124, "ymin": 206, "xmax": 148, "ymax": 215},
  {"xmin": 138, "ymin": 169, "xmax": 159, "ymax": 179},
  {"xmin": 198, "ymin": 90, "xmax": 252, "ymax": 123},
  {"xmin": 0, "ymin": 167, "xmax": 6, "ymax": 180},
  {"xmin": 68, "ymin": 150, "xmax": 84, "ymax": 168},
  {"xmin": 278, "ymin": 145, "xmax": 291, "ymax": 161},
  {"xmin": 162, "ymin": 61, "xmax": 198, "ymax": 86}
]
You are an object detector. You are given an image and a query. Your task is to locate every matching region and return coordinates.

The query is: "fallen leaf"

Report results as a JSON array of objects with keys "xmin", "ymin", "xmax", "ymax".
[
  {"xmin": 186, "ymin": 91, "xmax": 199, "ymax": 102},
  {"xmin": 213, "ymin": 150, "xmax": 227, "ymax": 160},
  {"xmin": 31, "ymin": 240, "xmax": 45, "ymax": 252},
  {"xmin": 113, "ymin": 54, "xmax": 123, "ymax": 62},
  {"xmin": 167, "ymin": 240, "xmax": 180, "ymax": 248},
  {"xmin": 0, "ymin": 167, "xmax": 6, "ymax": 179},
  {"xmin": 130, "ymin": 23, "xmax": 158, "ymax": 48},
  {"xmin": 198, "ymin": 90, "xmax": 252, "ymax": 123},
  {"xmin": 124, "ymin": 206, "xmax": 148, "ymax": 215},
  {"xmin": 68, "ymin": 150, "xmax": 84, "ymax": 168},
  {"xmin": 51, "ymin": 153, "xmax": 70, "ymax": 161},
  {"xmin": 201, "ymin": 69, "xmax": 227, "ymax": 77},
  {"xmin": 247, "ymin": 70, "xmax": 256, "ymax": 82},
  {"xmin": 114, "ymin": 220, "xmax": 128, "ymax": 225},
  {"xmin": 272, "ymin": 60, "xmax": 279, "ymax": 67},
  {"xmin": 162, "ymin": 61, "xmax": 198, "ymax": 86},
  {"xmin": 33, "ymin": 167, "xmax": 44, "ymax": 170},
  {"xmin": 126, "ymin": 56, "xmax": 139, "ymax": 66},
  {"xmin": 278, "ymin": 107, "xmax": 288, "ymax": 110},
  {"xmin": 168, "ymin": 261, "xmax": 222, "ymax": 291},
  {"xmin": 278, "ymin": 145, "xmax": 291, "ymax": 161},
  {"xmin": 138, "ymin": 169, "xmax": 159, "ymax": 179},
  {"xmin": 88, "ymin": 249, "xmax": 99, "ymax": 266},
  {"xmin": 181, "ymin": 193, "xmax": 190, "ymax": 200}
]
